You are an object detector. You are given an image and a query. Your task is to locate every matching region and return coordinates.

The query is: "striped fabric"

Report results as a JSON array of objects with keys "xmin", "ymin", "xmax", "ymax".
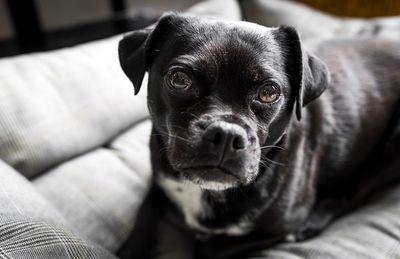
[
  {"xmin": 0, "ymin": 160, "xmax": 116, "ymax": 258},
  {"xmin": 0, "ymin": 35, "xmax": 149, "ymax": 179},
  {"xmin": 34, "ymin": 121, "xmax": 153, "ymax": 252},
  {"xmin": 0, "ymin": 215, "xmax": 115, "ymax": 259}
]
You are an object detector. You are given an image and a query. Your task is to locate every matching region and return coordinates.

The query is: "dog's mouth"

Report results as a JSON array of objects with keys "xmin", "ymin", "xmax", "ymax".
[{"xmin": 180, "ymin": 166, "xmax": 241, "ymax": 191}]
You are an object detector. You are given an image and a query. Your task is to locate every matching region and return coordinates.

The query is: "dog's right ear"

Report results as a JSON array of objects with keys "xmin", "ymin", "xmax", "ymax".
[{"xmin": 118, "ymin": 13, "xmax": 181, "ymax": 95}]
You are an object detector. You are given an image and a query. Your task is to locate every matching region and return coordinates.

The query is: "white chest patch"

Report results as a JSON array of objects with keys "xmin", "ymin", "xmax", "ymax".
[
  {"xmin": 157, "ymin": 174, "xmax": 206, "ymax": 231},
  {"xmin": 156, "ymin": 173, "xmax": 252, "ymax": 236}
]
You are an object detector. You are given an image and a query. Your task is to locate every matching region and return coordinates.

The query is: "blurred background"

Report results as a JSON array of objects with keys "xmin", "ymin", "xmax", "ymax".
[
  {"xmin": 0, "ymin": 0, "xmax": 199, "ymax": 57},
  {"xmin": 1, "ymin": 0, "xmax": 400, "ymax": 58}
]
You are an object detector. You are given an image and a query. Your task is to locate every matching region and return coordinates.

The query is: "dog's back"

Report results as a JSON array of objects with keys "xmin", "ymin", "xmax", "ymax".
[{"xmin": 306, "ymin": 39, "xmax": 400, "ymax": 184}]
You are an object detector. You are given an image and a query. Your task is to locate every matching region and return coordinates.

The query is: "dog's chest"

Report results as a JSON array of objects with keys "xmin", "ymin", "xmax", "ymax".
[{"xmin": 157, "ymin": 174, "xmax": 251, "ymax": 236}]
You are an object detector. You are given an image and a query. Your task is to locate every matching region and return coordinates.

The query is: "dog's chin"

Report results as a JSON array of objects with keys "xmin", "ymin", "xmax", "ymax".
[{"xmin": 180, "ymin": 167, "xmax": 241, "ymax": 191}]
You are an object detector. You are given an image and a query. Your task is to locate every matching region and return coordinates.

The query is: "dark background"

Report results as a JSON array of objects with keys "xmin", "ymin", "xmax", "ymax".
[
  {"xmin": 0, "ymin": 0, "xmax": 198, "ymax": 57},
  {"xmin": 0, "ymin": 0, "xmax": 399, "ymax": 58}
]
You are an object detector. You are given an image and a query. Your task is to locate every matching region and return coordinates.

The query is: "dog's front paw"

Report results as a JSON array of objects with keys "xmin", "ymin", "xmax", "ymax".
[
  {"xmin": 284, "ymin": 225, "xmax": 322, "ymax": 243},
  {"xmin": 292, "ymin": 223, "xmax": 323, "ymax": 242},
  {"xmin": 292, "ymin": 212, "xmax": 334, "ymax": 242}
]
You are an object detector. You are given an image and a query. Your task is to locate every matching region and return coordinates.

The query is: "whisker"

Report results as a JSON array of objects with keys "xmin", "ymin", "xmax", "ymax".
[
  {"xmin": 262, "ymin": 157, "xmax": 287, "ymax": 167},
  {"xmin": 259, "ymin": 160, "xmax": 272, "ymax": 170},
  {"xmin": 155, "ymin": 129, "xmax": 193, "ymax": 144},
  {"xmin": 181, "ymin": 111, "xmax": 201, "ymax": 120},
  {"xmin": 260, "ymin": 145, "xmax": 287, "ymax": 151},
  {"xmin": 159, "ymin": 146, "xmax": 168, "ymax": 155},
  {"xmin": 170, "ymin": 124, "xmax": 190, "ymax": 132}
]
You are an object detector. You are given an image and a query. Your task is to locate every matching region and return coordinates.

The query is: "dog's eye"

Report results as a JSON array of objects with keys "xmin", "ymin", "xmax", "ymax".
[
  {"xmin": 257, "ymin": 84, "xmax": 281, "ymax": 103},
  {"xmin": 168, "ymin": 70, "xmax": 192, "ymax": 89}
]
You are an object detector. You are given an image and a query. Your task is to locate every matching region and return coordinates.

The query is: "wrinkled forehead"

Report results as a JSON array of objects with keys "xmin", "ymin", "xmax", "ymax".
[{"xmin": 162, "ymin": 19, "xmax": 286, "ymax": 82}]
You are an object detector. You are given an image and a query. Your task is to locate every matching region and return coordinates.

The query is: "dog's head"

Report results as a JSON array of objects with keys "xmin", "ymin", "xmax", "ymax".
[{"xmin": 119, "ymin": 14, "xmax": 329, "ymax": 190}]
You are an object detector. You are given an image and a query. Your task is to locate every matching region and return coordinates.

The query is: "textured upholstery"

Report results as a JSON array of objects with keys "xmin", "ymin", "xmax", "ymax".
[
  {"xmin": 0, "ymin": 36, "xmax": 148, "ymax": 179},
  {"xmin": 34, "ymin": 121, "xmax": 152, "ymax": 252},
  {"xmin": 0, "ymin": 160, "xmax": 116, "ymax": 258}
]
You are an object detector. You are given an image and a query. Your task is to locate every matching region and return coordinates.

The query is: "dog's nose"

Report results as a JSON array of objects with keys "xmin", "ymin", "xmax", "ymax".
[{"xmin": 203, "ymin": 122, "xmax": 247, "ymax": 156}]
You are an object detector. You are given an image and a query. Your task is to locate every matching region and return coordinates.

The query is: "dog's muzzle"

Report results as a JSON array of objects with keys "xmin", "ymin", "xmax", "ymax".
[
  {"xmin": 203, "ymin": 121, "xmax": 248, "ymax": 164},
  {"xmin": 181, "ymin": 120, "xmax": 258, "ymax": 187}
]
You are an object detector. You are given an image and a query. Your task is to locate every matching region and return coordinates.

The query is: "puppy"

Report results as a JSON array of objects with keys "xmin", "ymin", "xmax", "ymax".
[{"xmin": 118, "ymin": 13, "xmax": 400, "ymax": 259}]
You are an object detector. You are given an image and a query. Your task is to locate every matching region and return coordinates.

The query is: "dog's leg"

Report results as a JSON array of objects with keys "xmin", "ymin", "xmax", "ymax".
[
  {"xmin": 196, "ymin": 233, "xmax": 285, "ymax": 259},
  {"xmin": 118, "ymin": 183, "xmax": 196, "ymax": 259},
  {"xmin": 293, "ymin": 197, "xmax": 349, "ymax": 241},
  {"xmin": 295, "ymin": 109, "xmax": 400, "ymax": 241},
  {"xmin": 151, "ymin": 217, "xmax": 196, "ymax": 259}
]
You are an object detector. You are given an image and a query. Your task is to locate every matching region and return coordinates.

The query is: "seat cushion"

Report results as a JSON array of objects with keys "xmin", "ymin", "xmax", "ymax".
[
  {"xmin": 108, "ymin": 119, "xmax": 152, "ymax": 182},
  {"xmin": 0, "ymin": 159, "xmax": 115, "ymax": 259},
  {"xmin": 251, "ymin": 185, "xmax": 400, "ymax": 259},
  {"xmin": 33, "ymin": 120, "xmax": 152, "ymax": 252},
  {"xmin": 0, "ymin": 35, "xmax": 149, "ymax": 179}
]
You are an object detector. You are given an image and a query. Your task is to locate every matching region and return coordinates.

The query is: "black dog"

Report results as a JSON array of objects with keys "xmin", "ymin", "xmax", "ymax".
[{"xmin": 118, "ymin": 13, "xmax": 400, "ymax": 259}]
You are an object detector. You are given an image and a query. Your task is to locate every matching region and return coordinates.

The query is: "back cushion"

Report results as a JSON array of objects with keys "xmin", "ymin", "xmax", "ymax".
[{"xmin": 0, "ymin": 35, "xmax": 149, "ymax": 178}]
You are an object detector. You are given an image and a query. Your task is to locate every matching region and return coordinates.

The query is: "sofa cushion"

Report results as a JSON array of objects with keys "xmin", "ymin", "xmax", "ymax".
[
  {"xmin": 241, "ymin": 0, "xmax": 400, "ymax": 41},
  {"xmin": 0, "ymin": 35, "xmax": 149, "ymax": 179},
  {"xmin": 186, "ymin": 0, "xmax": 242, "ymax": 21},
  {"xmin": 33, "ymin": 120, "xmax": 152, "ymax": 252},
  {"xmin": 0, "ymin": 159, "xmax": 115, "ymax": 258},
  {"xmin": 108, "ymin": 119, "xmax": 152, "ymax": 182},
  {"xmin": 250, "ymin": 185, "xmax": 400, "ymax": 259}
]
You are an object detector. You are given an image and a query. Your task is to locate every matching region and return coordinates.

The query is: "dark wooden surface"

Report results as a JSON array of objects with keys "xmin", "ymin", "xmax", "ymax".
[{"xmin": 298, "ymin": 0, "xmax": 400, "ymax": 17}]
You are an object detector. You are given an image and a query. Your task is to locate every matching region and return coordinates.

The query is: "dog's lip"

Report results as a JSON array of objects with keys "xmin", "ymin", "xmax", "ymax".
[{"xmin": 180, "ymin": 165, "xmax": 241, "ymax": 181}]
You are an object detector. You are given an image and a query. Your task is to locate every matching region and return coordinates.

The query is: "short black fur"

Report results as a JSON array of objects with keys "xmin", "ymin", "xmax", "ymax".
[{"xmin": 118, "ymin": 13, "xmax": 400, "ymax": 259}]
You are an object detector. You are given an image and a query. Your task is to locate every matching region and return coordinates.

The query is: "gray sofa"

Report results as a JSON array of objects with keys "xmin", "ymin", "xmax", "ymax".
[{"xmin": 0, "ymin": 0, "xmax": 399, "ymax": 258}]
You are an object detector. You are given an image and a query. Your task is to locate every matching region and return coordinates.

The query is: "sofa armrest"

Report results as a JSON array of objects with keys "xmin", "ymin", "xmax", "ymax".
[{"xmin": 0, "ymin": 160, "xmax": 116, "ymax": 258}]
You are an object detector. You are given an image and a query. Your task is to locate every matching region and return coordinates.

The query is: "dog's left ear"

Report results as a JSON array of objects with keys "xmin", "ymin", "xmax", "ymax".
[
  {"xmin": 118, "ymin": 13, "xmax": 182, "ymax": 95},
  {"xmin": 118, "ymin": 28, "xmax": 152, "ymax": 95},
  {"xmin": 275, "ymin": 27, "xmax": 330, "ymax": 120}
]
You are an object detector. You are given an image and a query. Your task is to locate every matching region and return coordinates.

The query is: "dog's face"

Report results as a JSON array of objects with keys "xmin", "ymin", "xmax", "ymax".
[{"xmin": 119, "ymin": 14, "xmax": 328, "ymax": 190}]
